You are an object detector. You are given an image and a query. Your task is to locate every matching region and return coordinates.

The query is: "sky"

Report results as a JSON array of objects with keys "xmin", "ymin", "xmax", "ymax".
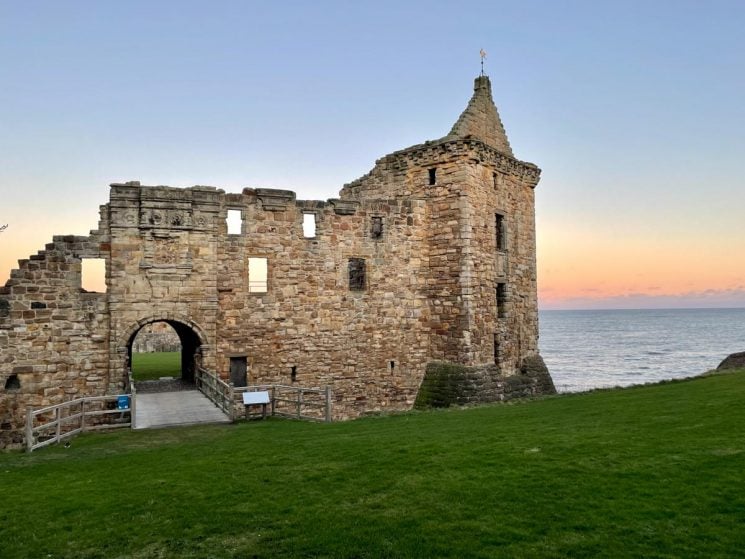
[{"xmin": 1, "ymin": 0, "xmax": 744, "ymax": 310}]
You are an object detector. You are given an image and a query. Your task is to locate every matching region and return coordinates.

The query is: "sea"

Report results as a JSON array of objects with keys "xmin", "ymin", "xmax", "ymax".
[{"xmin": 539, "ymin": 308, "xmax": 745, "ymax": 393}]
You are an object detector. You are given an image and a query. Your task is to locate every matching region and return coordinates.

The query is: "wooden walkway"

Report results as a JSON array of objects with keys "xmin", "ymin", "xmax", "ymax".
[{"xmin": 133, "ymin": 389, "xmax": 231, "ymax": 429}]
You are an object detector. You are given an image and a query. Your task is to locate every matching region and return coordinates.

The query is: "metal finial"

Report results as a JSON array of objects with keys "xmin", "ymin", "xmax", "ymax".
[{"xmin": 480, "ymin": 49, "xmax": 487, "ymax": 76}]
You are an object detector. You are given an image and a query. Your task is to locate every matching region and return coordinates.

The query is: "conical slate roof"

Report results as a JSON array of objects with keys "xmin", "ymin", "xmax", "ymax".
[{"xmin": 447, "ymin": 75, "xmax": 513, "ymax": 157}]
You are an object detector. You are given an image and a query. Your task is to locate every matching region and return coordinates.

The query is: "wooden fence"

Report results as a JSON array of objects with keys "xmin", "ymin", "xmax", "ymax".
[
  {"xmin": 234, "ymin": 384, "xmax": 332, "ymax": 422},
  {"xmin": 195, "ymin": 367, "xmax": 235, "ymax": 420},
  {"xmin": 26, "ymin": 394, "xmax": 132, "ymax": 452}
]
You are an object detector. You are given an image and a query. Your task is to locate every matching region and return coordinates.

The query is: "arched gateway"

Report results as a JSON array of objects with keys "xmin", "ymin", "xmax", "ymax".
[
  {"xmin": 0, "ymin": 75, "xmax": 555, "ymax": 448},
  {"xmin": 120, "ymin": 316, "xmax": 208, "ymax": 384}
]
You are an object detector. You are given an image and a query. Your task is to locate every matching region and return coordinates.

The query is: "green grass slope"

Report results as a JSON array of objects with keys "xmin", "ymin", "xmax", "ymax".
[
  {"xmin": 131, "ymin": 351, "xmax": 181, "ymax": 381},
  {"xmin": 1, "ymin": 370, "xmax": 744, "ymax": 558}
]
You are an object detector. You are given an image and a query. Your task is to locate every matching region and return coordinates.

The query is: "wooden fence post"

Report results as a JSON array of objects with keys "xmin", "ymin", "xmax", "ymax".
[
  {"xmin": 270, "ymin": 386, "xmax": 275, "ymax": 417},
  {"xmin": 81, "ymin": 399, "xmax": 86, "ymax": 432},
  {"xmin": 296, "ymin": 389, "xmax": 302, "ymax": 419},
  {"xmin": 55, "ymin": 406, "xmax": 61, "ymax": 443},
  {"xmin": 25, "ymin": 407, "xmax": 34, "ymax": 452},
  {"xmin": 325, "ymin": 385, "xmax": 332, "ymax": 423}
]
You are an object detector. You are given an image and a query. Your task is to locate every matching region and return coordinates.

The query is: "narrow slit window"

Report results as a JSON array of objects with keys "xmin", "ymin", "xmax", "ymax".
[
  {"xmin": 495, "ymin": 213, "xmax": 506, "ymax": 251},
  {"xmin": 302, "ymin": 213, "xmax": 317, "ymax": 238},
  {"xmin": 371, "ymin": 216, "xmax": 383, "ymax": 239},
  {"xmin": 493, "ymin": 335, "xmax": 500, "ymax": 365},
  {"xmin": 348, "ymin": 258, "xmax": 366, "ymax": 291},
  {"xmin": 493, "ymin": 172, "xmax": 498, "ymax": 189},
  {"xmin": 227, "ymin": 209, "xmax": 242, "ymax": 235},
  {"xmin": 81, "ymin": 258, "xmax": 106, "ymax": 293},
  {"xmin": 389, "ymin": 360, "xmax": 395, "ymax": 372},
  {"xmin": 496, "ymin": 283, "xmax": 507, "ymax": 319},
  {"xmin": 428, "ymin": 168, "xmax": 437, "ymax": 185},
  {"xmin": 248, "ymin": 257, "xmax": 268, "ymax": 293},
  {"xmin": 291, "ymin": 366, "xmax": 297, "ymax": 383}
]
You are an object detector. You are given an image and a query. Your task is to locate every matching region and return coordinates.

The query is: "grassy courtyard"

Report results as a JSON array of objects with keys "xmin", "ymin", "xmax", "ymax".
[
  {"xmin": 1, "ymin": 369, "xmax": 744, "ymax": 558},
  {"xmin": 131, "ymin": 351, "xmax": 181, "ymax": 381}
]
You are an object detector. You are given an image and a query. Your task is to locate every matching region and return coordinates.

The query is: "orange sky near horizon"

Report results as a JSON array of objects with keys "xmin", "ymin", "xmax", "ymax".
[
  {"xmin": 537, "ymin": 222, "xmax": 745, "ymax": 309},
  {"xmin": 3, "ymin": 206, "xmax": 744, "ymax": 309}
]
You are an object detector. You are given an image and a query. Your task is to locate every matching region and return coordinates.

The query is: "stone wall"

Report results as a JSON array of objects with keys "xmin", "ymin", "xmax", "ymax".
[
  {"xmin": 131, "ymin": 323, "xmax": 181, "ymax": 353},
  {"xmin": 0, "ymin": 219, "xmax": 110, "ymax": 447}
]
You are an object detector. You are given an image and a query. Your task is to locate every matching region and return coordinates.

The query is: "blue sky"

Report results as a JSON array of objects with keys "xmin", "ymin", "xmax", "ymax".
[{"xmin": 1, "ymin": 1, "xmax": 744, "ymax": 309}]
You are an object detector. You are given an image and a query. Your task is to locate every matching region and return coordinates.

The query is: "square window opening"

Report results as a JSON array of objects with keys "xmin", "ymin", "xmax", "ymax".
[
  {"xmin": 81, "ymin": 258, "xmax": 106, "ymax": 293},
  {"xmin": 5, "ymin": 374, "xmax": 20, "ymax": 390},
  {"xmin": 227, "ymin": 209, "xmax": 242, "ymax": 235},
  {"xmin": 248, "ymin": 257, "xmax": 268, "ymax": 293},
  {"xmin": 302, "ymin": 213, "xmax": 317, "ymax": 238}
]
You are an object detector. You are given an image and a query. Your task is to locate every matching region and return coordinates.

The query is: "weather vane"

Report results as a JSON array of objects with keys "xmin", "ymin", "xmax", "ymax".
[{"xmin": 480, "ymin": 48, "xmax": 487, "ymax": 76}]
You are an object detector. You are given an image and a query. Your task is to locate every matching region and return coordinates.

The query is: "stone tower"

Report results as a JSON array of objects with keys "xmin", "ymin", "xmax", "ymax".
[
  {"xmin": 340, "ymin": 75, "xmax": 549, "ymax": 379},
  {"xmin": 0, "ymin": 75, "xmax": 554, "ymax": 448}
]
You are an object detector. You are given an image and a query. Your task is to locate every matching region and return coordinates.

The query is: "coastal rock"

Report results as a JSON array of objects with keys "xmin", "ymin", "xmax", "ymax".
[{"xmin": 717, "ymin": 351, "xmax": 745, "ymax": 371}]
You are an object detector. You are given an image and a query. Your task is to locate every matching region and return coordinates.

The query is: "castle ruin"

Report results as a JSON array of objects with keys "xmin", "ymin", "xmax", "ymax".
[{"xmin": 0, "ymin": 75, "xmax": 554, "ymax": 447}]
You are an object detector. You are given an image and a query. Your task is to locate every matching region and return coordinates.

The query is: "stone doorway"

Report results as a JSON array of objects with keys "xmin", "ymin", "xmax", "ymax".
[{"xmin": 126, "ymin": 319, "xmax": 204, "ymax": 389}]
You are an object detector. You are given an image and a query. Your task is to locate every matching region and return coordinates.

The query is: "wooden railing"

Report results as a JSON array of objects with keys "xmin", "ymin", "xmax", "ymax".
[
  {"xmin": 234, "ymin": 384, "xmax": 332, "ymax": 422},
  {"xmin": 26, "ymin": 394, "xmax": 132, "ymax": 452},
  {"xmin": 126, "ymin": 367, "xmax": 137, "ymax": 428},
  {"xmin": 195, "ymin": 367, "xmax": 234, "ymax": 420}
]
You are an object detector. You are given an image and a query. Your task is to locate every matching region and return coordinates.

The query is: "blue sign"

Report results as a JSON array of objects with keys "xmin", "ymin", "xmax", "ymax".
[{"xmin": 117, "ymin": 395, "xmax": 130, "ymax": 410}]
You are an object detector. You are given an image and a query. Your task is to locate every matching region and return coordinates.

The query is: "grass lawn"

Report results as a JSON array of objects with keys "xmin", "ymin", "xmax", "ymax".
[
  {"xmin": 1, "ymin": 370, "xmax": 744, "ymax": 558},
  {"xmin": 131, "ymin": 351, "xmax": 181, "ymax": 381}
]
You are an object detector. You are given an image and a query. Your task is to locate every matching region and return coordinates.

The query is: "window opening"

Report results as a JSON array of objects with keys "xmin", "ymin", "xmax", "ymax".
[
  {"xmin": 389, "ymin": 360, "xmax": 395, "ymax": 371},
  {"xmin": 496, "ymin": 283, "xmax": 507, "ymax": 319},
  {"xmin": 248, "ymin": 257, "xmax": 268, "ymax": 293},
  {"xmin": 0, "ymin": 298, "xmax": 9, "ymax": 318},
  {"xmin": 495, "ymin": 214, "xmax": 506, "ymax": 251},
  {"xmin": 348, "ymin": 258, "xmax": 366, "ymax": 291},
  {"xmin": 4, "ymin": 374, "xmax": 20, "ymax": 390},
  {"xmin": 227, "ymin": 209, "xmax": 242, "ymax": 235},
  {"xmin": 371, "ymin": 216, "xmax": 383, "ymax": 239},
  {"xmin": 493, "ymin": 172, "xmax": 498, "ymax": 189},
  {"xmin": 493, "ymin": 335, "xmax": 500, "ymax": 365},
  {"xmin": 428, "ymin": 168, "xmax": 437, "ymax": 185},
  {"xmin": 291, "ymin": 366, "xmax": 297, "ymax": 383},
  {"xmin": 302, "ymin": 213, "xmax": 317, "ymax": 238},
  {"xmin": 81, "ymin": 258, "xmax": 106, "ymax": 293}
]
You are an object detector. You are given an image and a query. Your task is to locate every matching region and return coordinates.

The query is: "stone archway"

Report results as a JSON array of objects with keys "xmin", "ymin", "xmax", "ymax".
[{"xmin": 120, "ymin": 315, "xmax": 209, "ymax": 385}]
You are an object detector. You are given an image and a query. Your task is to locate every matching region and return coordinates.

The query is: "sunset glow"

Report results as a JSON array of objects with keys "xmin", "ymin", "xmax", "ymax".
[{"xmin": 1, "ymin": 2, "xmax": 744, "ymax": 310}]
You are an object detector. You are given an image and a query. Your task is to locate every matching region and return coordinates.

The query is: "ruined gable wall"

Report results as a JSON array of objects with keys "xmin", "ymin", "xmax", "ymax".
[
  {"xmin": 0, "ymin": 212, "xmax": 111, "ymax": 448},
  {"xmin": 215, "ymin": 190, "xmax": 431, "ymax": 419}
]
